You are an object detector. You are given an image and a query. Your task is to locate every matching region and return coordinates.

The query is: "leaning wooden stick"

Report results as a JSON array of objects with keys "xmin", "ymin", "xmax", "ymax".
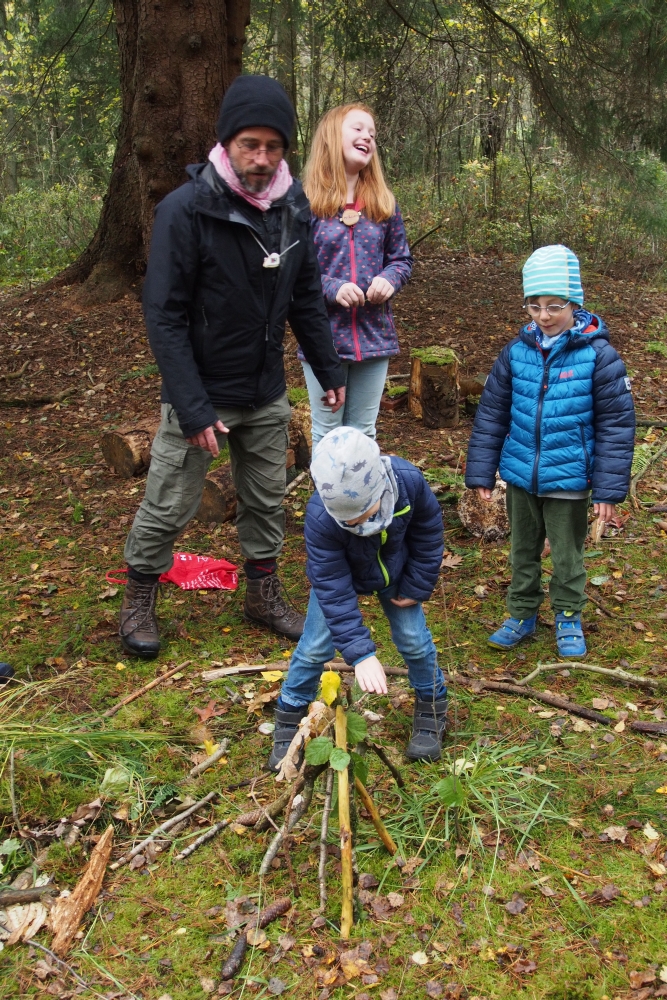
[
  {"xmin": 319, "ymin": 768, "xmax": 334, "ymax": 911},
  {"xmin": 188, "ymin": 738, "xmax": 230, "ymax": 777},
  {"xmin": 258, "ymin": 765, "xmax": 326, "ymax": 874},
  {"xmin": 110, "ymin": 790, "xmax": 217, "ymax": 869},
  {"xmin": 173, "ymin": 819, "xmax": 231, "ymax": 861},
  {"xmin": 354, "ymin": 776, "xmax": 397, "ymax": 855},
  {"xmin": 102, "ymin": 660, "xmax": 192, "ymax": 718},
  {"xmin": 367, "ymin": 741, "xmax": 405, "ymax": 788},
  {"xmin": 202, "ymin": 660, "xmax": 409, "ymax": 682},
  {"xmin": 518, "ymin": 662, "xmax": 659, "ymax": 691},
  {"xmin": 336, "ymin": 705, "xmax": 354, "ymax": 939}
]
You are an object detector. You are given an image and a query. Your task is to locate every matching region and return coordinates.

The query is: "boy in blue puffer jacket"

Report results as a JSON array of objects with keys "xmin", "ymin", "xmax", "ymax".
[
  {"xmin": 269, "ymin": 426, "xmax": 447, "ymax": 769},
  {"xmin": 465, "ymin": 245, "xmax": 635, "ymax": 658}
]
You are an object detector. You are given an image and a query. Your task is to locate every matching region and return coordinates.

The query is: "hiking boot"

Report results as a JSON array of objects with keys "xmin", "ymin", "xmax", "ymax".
[
  {"xmin": 405, "ymin": 697, "xmax": 448, "ymax": 762},
  {"xmin": 488, "ymin": 614, "xmax": 537, "ymax": 649},
  {"xmin": 119, "ymin": 578, "xmax": 160, "ymax": 658},
  {"xmin": 268, "ymin": 705, "xmax": 309, "ymax": 772},
  {"xmin": 244, "ymin": 574, "xmax": 305, "ymax": 640},
  {"xmin": 555, "ymin": 611, "xmax": 587, "ymax": 658}
]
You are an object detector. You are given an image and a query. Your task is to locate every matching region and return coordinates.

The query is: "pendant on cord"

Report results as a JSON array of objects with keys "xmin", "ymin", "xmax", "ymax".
[
  {"xmin": 263, "ymin": 252, "xmax": 281, "ymax": 268},
  {"xmin": 340, "ymin": 208, "xmax": 361, "ymax": 226}
]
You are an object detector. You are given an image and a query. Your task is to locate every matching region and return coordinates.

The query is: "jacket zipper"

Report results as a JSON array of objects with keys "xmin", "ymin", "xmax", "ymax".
[
  {"xmin": 376, "ymin": 505, "xmax": 411, "ymax": 588},
  {"xmin": 580, "ymin": 424, "xmax": 592, "ymax": 486},
  {"xmin": 531, "ymin": 351, "xmax": 552, "ymax": 494},
  {"xmin": 348, "ymin": 226, "xmax": 362, "ymax": 361}
]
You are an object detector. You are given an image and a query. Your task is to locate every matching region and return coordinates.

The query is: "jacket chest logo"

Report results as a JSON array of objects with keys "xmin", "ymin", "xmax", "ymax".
[{"xmin": 559, "ymin": 369, "xmax": 575, "ymax": 379}]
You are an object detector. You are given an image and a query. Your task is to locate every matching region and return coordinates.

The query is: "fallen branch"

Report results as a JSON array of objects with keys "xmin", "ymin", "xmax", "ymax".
[
  {"xmin": 188, "ymin": 738, "xmax": 230, "ymax": 778},
  {"xmin": 173, "ymin": 819, "xmax": 231, "ymax": 861},
  {"xmin": 319, "ymin": 768, "xmax": 334, "ymax": 911},
  {"xmin": 630, "ymin": 439, "xmax": 667, "ymax": 502},
  {"xmin": 631, "ymin": 720, "xmax": 667, "ymax": 735},
  {"xmin": 647, "ymin": 504, "xmax": 667, "ymax": 513},
  {"xmin": 259, "ymin": 764, "xmax": 326, "ymax": 875},
  {"xmin": 336, "ymin": 706, "xmax": 354, "ymax": 940},
  {"xmin": 518, "ymin": 661, "xmax": 659, "ymax": 691},
  {"xmin": 0, "ymin": 385, "xmax": 77, "ymax": 408},
  {"xmin": 1, "ymin": 360, "xmax": 30, "ymax": 381},
  {"xmin": 101, "ymin": 660, "xmax": 192, "ymax": 718},
  {"xmin": 109, "ymin": 791, "xmax": 217, "ymax": 869},
  {"xmin": 636, "ymin": 418, "xmax": 667, "ymax": 428},
  {"xmin": 0, "ymin": 886, "xmax": 57, "ymax": 907},
  {"xmin": 254, "ymin": 776, "xmax": 305, "ymax": 832},
  {"xmin": 354, "ymin": 776, "xmax": 397, "ymax": 855},
  {"xmin": 286, "ymin": 470, "xmax": 309, "ymax": 495},
  {"xmin": 50, "ymin": 825, "xmax": 114, "ymax": 956},
  {"xmin": 202, "ymin": 659, "xmax": 408, "ymax": 683}
]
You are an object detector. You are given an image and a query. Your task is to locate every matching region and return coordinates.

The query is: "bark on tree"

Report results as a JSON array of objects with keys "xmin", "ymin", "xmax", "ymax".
[
  {"xmin": 54, "ymin": 0, "xmax": 251, "ymax": 305},
  {"xmin": 409, "ymin": 350, "xmax": 460, "ymax": 428}
]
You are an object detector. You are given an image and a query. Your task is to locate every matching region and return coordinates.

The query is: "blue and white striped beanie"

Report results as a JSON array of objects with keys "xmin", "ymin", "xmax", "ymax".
[
  {"xmin": 522, "ymin": 244, "xmax": 584, "ymax": 306},
  {"xmin": 310, "ymin": 427, "xmax": 386, "ymax": 522}
]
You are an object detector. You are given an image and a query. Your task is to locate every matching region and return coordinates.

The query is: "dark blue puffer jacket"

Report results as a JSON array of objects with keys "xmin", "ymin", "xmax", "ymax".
[
  {"xmin": 305, "ymin": 457, "xmax": 444, "ymax": 665},
  {"xmin": 465, "ymin": 311, "xmax": 635, "ymax": 502}
]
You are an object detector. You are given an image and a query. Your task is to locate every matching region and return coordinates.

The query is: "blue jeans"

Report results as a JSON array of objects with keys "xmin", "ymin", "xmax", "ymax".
[
  {"xmin": 278, "ymin": 586, "xmax": 447, "ymax": 710},
  {"xmin": 302, "ymin": 357, "xmax": 389, "ymax": 446}
]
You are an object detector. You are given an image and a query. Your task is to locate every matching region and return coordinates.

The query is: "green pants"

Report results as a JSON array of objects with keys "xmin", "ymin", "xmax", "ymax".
[
  {"xmin": 124, "ymin": 394, "xmax": 292, "ymax": 575},
  {"xmin": 506, "ymin": 483, "xmax": 589, "ymax": 618}
]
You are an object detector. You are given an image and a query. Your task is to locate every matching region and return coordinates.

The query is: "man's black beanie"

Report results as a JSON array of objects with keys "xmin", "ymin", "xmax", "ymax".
[{"xmin": 216, "ymin": 75, "xmax": 294, "ymax": 148}]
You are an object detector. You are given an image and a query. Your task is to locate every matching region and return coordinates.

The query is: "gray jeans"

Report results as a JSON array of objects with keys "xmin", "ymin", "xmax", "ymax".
[{"xmin": 124, "ymin": 394, "xmax": 292, "ymax": 574}]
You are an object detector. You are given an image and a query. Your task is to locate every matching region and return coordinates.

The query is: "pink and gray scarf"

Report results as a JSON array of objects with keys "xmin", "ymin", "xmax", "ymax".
[{"xmin": 208, "ymin": 143, "xmax": 292, "ymax": 211}]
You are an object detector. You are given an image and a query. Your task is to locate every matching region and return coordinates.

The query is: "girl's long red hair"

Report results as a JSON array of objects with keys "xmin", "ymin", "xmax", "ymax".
[{"xmin": 303, "ymin": 103, "xmax": 395, "ymax": 222}]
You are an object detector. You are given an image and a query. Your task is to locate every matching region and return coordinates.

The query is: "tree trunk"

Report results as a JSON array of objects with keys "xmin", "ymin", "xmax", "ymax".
[
  {"xmin": 100, "ymin": 419, "xmax": 159, "ymax": 478},
  {"xmin": 54, "ymin": 0, "xmax": 250, "ymax": 305}
]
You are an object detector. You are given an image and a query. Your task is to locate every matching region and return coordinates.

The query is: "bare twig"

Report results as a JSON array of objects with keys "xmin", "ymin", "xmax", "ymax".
[
  {"xmin": 9, "ymin": 748, "xmax": 20, "ymax": 830},
  {"xmin": 110, "ymin": 791, "xmax": 218, "ymax": 869},
  {"xmin": 253, "ymin": 777, "xmax": 305, "ymax": 831},
  {"xmin": 542, "ymin": 566, "xmax": 617, "ymax": 618},
  {"xmin": 259, "ymin": 765, "xmax": 326, "ymax": 874},
  {"xmin": 282, "ymin": 835, "xmax": 299, "ymax": 896},
  {"xmin": 101, "ymin": 660, "xmax": 192, "ymax": 718},
  {"xmin": 188, "ymin": 738, "xmax": 230, "ymax": 777},
  {"xmin": 636, "ymin": 418, "xmax": 667, "ymax": 428},
  {"xmin": 23, "ymin": 937, "xmax": 89, "ymax": 988},
  {"xmin": 319, "ymin": 768, "xmax": 334, "ymax": 911},
  {"xmin": 354, "ymin": 776, "xmax": 397, "ymax": 855},
  {"xmin": 0, "ymin": 385, "xmax": 77, "ymax": 407},
  {"xmin": 0, "ymin": 885, "xmax": 57, "ymax": 906},
  {"xmin": 367, "ymin": 741, "xmax": 405, "ymax": 787},
  {"xmin": 173, "ymin": 819, "xmax": 231, "ymax": 861},
  {"xmin": 202, "ymin": 659, "xmax": 408, "ymax": 682},
  {"xmin": 1, "ymin": 360, "xmax": 29, "ymax": 380},
  {"xmin": 285, "ymin": 470, "xmax": 309, "ymax": 495},
  {"xmin": 518, "ymin": 661, "xmax": 659, "ymax": 690}
]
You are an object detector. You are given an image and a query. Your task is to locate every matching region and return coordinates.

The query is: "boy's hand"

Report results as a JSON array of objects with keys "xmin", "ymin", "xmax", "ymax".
[
  {"xmin": 390, "ymin": 596, "xmax": 418, "ymax": 607},
  {"xmin": 354, "ymin": 655, "xmax": 388, "ymax": 695},
  {"xmin": 477, "ymin": 487, "xmax": 493, "ymax": 501},
  {"xmin": 594, "ymin": 502, "xmax": 616, "ymax": 522}
]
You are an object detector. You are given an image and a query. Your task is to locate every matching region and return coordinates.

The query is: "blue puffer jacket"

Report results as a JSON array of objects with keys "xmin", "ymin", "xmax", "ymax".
[
  {"xmin": 305, "ymin": 457, "xmax": 444, "ymax": 665},
  {"xmin": 465, "ymin": 311, "xmax": 635, "ymax": 502}
]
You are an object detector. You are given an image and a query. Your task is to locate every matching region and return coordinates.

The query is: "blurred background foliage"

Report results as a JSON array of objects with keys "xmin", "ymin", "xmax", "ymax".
[{"xmin": 1, "ymin": 0, "xmax": 667, "ymax": 285}]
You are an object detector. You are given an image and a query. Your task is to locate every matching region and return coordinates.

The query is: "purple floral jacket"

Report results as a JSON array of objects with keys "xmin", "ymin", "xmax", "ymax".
[{"xmin": 299, "ymin": 207, "xmax": 413, "ymax": 363}]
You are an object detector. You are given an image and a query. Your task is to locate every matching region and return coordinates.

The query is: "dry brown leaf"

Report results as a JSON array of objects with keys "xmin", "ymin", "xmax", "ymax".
[
  {"xmin": 603, "ymin": 824, "xmax": 628, "ymax": 842},
  {"xmin": 588, "ymin": 883, "xmax": 620, "ymax": 905},
  {"xmin": 592, "ymin": 697, "xmax": 610, "ymax": 710},
  {"xmin": 629, "ymin": 970, "xmax": 657, "ymax": 989},
  {"xmin": 50, "ymin": 825, "xmax": 114, "ymax": 956},
  {"xmin": 246, "ymin": 684, "xmax": 280, "ymax": 715},
  {"xmin": 504, "ymin": 893, "xmax": 527, "ymax": 915},
  {"xmin": 386, "ymin": 892, "xmax": 404, "ymax": 908},
  {"xmin": 441, "ymin": 553, "xmax": 463, "ymax": 569}
]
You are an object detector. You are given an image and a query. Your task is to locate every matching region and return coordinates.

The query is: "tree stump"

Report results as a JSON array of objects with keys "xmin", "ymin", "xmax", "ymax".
[
  {"xmin": 195, "ymin": 464, "xmax": 237, "ymax": 525},
  {"xmin": 100, "ymin": 420, "xmax": 159, "ymax": 478},
  {"xmin": 289, "ymin": 403, "xmax": 312, "ymax": 468},
  {"xmin": 409, "ymin": 347, "xmax": 460, "ymax": 428}
]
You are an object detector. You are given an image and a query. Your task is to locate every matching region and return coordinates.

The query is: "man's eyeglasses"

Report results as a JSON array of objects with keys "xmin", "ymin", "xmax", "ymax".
[
  {"xmin": 234, "ymin": 138, "xmax": 285, "ymax": 158},
  {"xmin": 523, "ymin": 302, "xmax": 571, "ymax": 317}
]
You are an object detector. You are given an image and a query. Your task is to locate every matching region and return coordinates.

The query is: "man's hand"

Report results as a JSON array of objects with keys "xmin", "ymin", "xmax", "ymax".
[
  {"xmin": 366, "ymin": 276, "xmax": 394, "ymax": 304},
  {"xmin": 336, "ymin": 282, "xmax": 365, "ymax": 308},
  {"xmin": 322, "ymin": 386, "xmax": 346, "ymax": 413},
  {"xmin": 594, "ymin": 501, "xmax": 616, "ymax": 523},
  {"xmin": 390, "ymin": 596, "xmax": 418, "ymax": 607},
  {"xmin": 354, "ymin": 655, "xmax": 388, "ymax": 695},
  {"xmin": 185, "ymin": 419, "xmax": 229, "ymax": 457},
  {"xmin": 477, "ymin": 487, "xmax": 493, "ymax": 501}
]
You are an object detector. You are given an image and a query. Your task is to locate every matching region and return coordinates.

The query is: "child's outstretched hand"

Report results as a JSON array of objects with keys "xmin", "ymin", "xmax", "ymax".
[{"xmin": 355, "ymin": 655, "xmax": 388, "ymax": 695}]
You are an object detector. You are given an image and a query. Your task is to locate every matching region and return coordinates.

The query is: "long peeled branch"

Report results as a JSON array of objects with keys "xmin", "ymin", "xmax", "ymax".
[
  {"xmin": 188, "ymin": 738, "xmax": 230, "ymax": 777},
  {"xmin": 50, "ymin": 825, "xmax": 114, "ymax": 957},
  {"xmin": 101, "ymin": 660, "xmax": 192, "ymax": 718},
  {"xmin": 202, "ymin": 659, "xmax": 408, "ymax": 682},
  {"xmin": 319, "ymin": 768, "xmax": 334, "ymax": 911},
  {"xmin": 173, "ymin": 819, "xmax": 231, "ymax": 861},
  {"xmin": 109, "ymin": 791, "xmax": 217, "ymax": 869},
  {"xmin": 258, "ymin": 765, "xmax": 326, "ymax": 874},
  {"xmin": 354, "ymin": 776, "xmax": 397, "ymax": 855},
  {"xmin": 518, "ymin": 661, "xmax": 660, "ymax": 691},
  {"xmin": 336, "ymin": 705, "xmax": 354, "ymax": 940}
]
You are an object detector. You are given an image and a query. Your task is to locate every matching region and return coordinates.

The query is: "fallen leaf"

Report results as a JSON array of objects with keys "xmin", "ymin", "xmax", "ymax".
[
  {"xmin": 247, "ymin": 927, "xmax": 268, "ymax": 947},
  {"xmin": 320, "ymin": 670, "xmax": 341, "ymax": 706},
  {"xmin": 629, "ymin": 970, "xmax": 657, "ymax": 989},
  {"xmin": 425, "ymin": 983, "xmax": 443, "ymax": 999},
  {"xmin": 267, "ymin": 978, "xmax": 287, "ymax": 995},
  {"xmin": 647, "ymin": 861, "xmax": 667, "ymax": 877},
  {"xmin": 657, "ymin": 786, "xmax": 667, "ymax": 795},
  {"xmin": 613, "ymin": 720, "xmax": 626, "ymax": 733},
  {"xmin": 370, "ymin": 895, "xmax": 393, "ymax": 921},
  {"xmin": 588, "ymin": 883, "xmax": 620, "ymax": 905},
  {"xmin": 512, "ymin": 958, "xmax": 538, "ymax": 975},
  {"xmin": 660, "ymin": 965, "xmax": 667, "ymax": 983},
  {"xmin": 258, "ymin": 722, "xmax": 275, "ymax": 735},
  {"xmin": 504, "ymin": 893, "xmax": 527, "ymax": 915},
  {"xmin": 602, "ymin": 825, "xmax": 628, "ymax": 843},
  {"xmin": 358, "ymin": 873, "xmax": 380, "ymax": 890},
  {"xmin": 592, "ymin": 697, "xmax": 610, "ymax": 710},
  {"xmin": 538, "ymin": 883, "xmax": 557, "ymax": 897},
  {"xmin": 537, "ymin": 710, "xmax": 556, "ymax": 719},
  {"xmin": 193, "ymin": 700, "xmax": 227, "ymax": 723},
  {"xmin": 246, "ymin": 684, "xmax": 280, "ymax": 715},
  {"xmin": 411, "ymin": 951, "xmax": 429, "ymax": 966},
  {"xmin": 200, "ymin": 977, "xmax": 216, "ymax": 994},
  {"xmin": 572, "ymin": 718, "xmax": 592, "ymax": 733},
  {"xmin": 386, "ymin": 892, "xmax": 404, "ymax": 908},
  {"xmin": 441, "ymin": 553, "xmax": 463, "ymax": 569},
  {"xmin": 261, "ymin": 670, "xmax": 284, "ymax": 682},
  {"xmin": 590, "ymin": 575, "xmax": 609, "ymax": 586},
  {"xmin": 278, "ymin": 933, "xmax": 296, "ymax": 952},
  {"xmin": 482, "ymin": 884, "xmax": 496, "ymax": 897},
  {"xmin": 97, "ymin": 586, "xmax": 118, "ymax": 600},
  {"xmin": 380, "ymin": 990, "xmax": 398, "ymax": 1000},
  {"xmin": 474, "ymin": 585, "xmax": 488, "ymax": 597},
  {"xmin": 634, "ymin": 621, "xmax": 647, "ymax": 631},
  {"xmin": 644, "ymin": 821, "xmax": 660, "ymax": 841}
]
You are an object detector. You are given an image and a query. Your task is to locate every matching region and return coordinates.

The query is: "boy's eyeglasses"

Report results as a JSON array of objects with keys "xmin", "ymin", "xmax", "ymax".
[
  {"xmin": 234, "ymin": 138, "xmax": 285, "ymax": 158},
  {"xmin": 523, "ymin": 302, "xmax": 571, "ymax": 317}
]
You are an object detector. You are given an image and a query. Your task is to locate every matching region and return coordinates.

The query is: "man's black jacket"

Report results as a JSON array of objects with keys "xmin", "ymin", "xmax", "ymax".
[{"xmin": 142, "ymin": 162, "xmax": 344, "ymax": 437}]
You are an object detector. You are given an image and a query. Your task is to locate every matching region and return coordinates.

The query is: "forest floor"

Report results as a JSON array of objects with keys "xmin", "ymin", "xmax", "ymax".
[{"xmin": 1, "ymin": 247, "xmax": 667, "ymax": 1000}]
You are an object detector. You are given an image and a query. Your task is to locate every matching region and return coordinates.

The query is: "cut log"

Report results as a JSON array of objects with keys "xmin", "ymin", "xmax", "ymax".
[
  {"xmin": 409, "ymin": 347, "xmax": 460, "ymax": 428},
  {"xmin": 195, "ymin": 463, "xmax": 237, "ymax": 525},
  {"xmin": 289, "ymin": 403, "xmax": 312, "ymax": 468},
  {"xmin": 458, "ymin": 374, "xmax": 486, "ymax": 398},
  {"xmin": 100, "ymin": 419, "xmax": 158, "ymax": 478}
]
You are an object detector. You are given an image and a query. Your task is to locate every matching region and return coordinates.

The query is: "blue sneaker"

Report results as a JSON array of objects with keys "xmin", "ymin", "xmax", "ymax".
[
  {"xmin": 488, "ymin": 615, "xmax": 537, "ymax": 649},
  {"xmin": 555, "ymin": 611, "xmax": 587, "ymax": 658}
]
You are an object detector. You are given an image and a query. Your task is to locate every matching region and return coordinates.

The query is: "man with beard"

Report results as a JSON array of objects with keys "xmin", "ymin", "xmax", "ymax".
[{"xmin": 119, "ymin": 76, "xmax": 345, "ymax": 659}]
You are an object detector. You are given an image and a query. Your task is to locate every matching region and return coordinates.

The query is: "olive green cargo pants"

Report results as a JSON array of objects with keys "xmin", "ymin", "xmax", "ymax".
[{"xmin": 124, "ymin": 394, "xmax": 291, "ymax": 575}]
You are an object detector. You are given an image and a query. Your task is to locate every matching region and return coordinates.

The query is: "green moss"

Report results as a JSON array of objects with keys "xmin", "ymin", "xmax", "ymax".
[
  {"xmin": 287, "ymin": 386, "xmax": 310, "ymax": 406},
  {"xmin": 386, "ymin": 384, "xmax": 408, "ymax": 398},
  {"xmin": 646, "ymin": 341, "xmax": 667, "ymax": 356},
  {"xmin": 410, "ymin": 345, "xmax": 460, "ymax": 365}
]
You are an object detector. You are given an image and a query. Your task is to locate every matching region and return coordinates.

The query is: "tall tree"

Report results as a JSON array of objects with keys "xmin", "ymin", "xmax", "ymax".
[{"xmin": 58, "ymin": 0, "xmax": 250, "ymax": 303}]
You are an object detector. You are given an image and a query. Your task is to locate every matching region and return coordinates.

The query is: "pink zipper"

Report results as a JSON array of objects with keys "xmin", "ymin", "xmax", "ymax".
[{"xmin": 348, "ymin": 226, "xmax": 362, "ymax": 361}]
